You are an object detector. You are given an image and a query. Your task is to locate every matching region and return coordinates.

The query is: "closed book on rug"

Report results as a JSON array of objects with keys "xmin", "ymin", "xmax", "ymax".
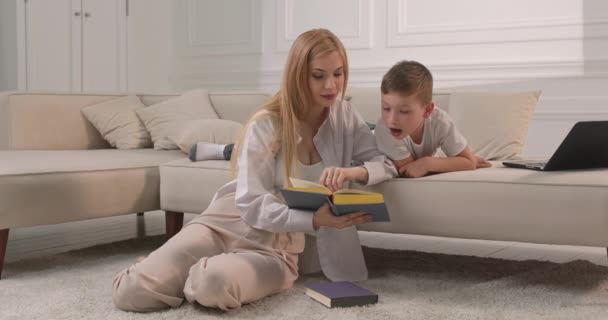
[{"xmin": 304, "ymin": 281, "xmax": 378, "ymax": 308}]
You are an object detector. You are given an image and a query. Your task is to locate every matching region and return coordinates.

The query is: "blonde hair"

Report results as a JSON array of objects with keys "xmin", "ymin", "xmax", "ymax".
[
  {"xmin": 230, "ymin": 29, "xmax": 349, "ymax": 185},
  {"xmin": 381, "ymin": 60, "xmax": 433, "ymax": 105}
]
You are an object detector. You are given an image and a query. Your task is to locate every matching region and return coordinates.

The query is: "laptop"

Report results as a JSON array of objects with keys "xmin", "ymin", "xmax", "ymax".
[{"xmin": 502, "ymin": 121, "xmax": 608, "ymax": 171}]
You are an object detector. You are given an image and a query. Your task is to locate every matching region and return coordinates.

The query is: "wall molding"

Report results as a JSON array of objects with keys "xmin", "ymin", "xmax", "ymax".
[
  {"xmin": 275, "ymin": 0, "xmax": 373, "ymax": 51},
  {"xmin": 174, "ymin": 0, "xmax": 262, "ymax": 57},
  {"xmin": 387, "ymin": 0, "xmax": 608, "ymax": 47},
  {"xmin": 173, "ymin": 59, "xmax": 608, "ymax": 88},
  {"xmin": 533, "ymin": 96, "xmax": 608, "ymax": 120},
  {"xmin": 173, "ymin": 59, "xmax": 608, "ymax": 121}
]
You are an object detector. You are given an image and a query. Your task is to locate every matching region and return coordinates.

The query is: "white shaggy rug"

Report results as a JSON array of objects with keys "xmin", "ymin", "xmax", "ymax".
[{"xmin": 2, "ymin": 235, "xmax": 608, "ymax": 320}]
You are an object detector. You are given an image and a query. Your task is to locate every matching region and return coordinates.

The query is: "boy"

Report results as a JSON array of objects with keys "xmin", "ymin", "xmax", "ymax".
[{"xmin": 375, "ymin": 60, "xmax": 490, "ymax": 178}]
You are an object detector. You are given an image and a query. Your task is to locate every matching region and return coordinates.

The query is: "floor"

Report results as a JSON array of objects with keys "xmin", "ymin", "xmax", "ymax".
[{"xmin": 5, "ymin": 211, "xmax": 608, "ymax": 266}]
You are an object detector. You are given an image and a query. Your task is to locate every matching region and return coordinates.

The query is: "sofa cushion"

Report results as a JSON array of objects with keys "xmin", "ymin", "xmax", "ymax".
[
  {"xmin": 168, "ymin": 119, "xmax": 243, "ymax": 154},
  {"xmin": 447, "ymin": 91, "xmax": 541, "ymax": 160},
  {"xmin": 159, "ymin": 157, "xmax": 608, "ymax": 246},
  {"xmin": 360, "ymin": 163, "xmax": 608, "ymax": 246},
  {"xmin": 160, "ymin": 158, "xmax": 232, "ymax": 214},
  {"xmin": 136, "ymin": 89, "xmax": 219, "ymax": 150},
  {"xmin": 0, "ymin": 149, "xmax": 184, "ymax": 229},
  {"xmin": 81, "ymin": 95, "xmax": 152, "ymax": 149}
]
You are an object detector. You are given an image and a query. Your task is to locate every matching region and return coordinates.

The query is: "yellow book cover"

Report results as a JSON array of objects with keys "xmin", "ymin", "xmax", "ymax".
[{"xmin": 280, "ymin": 178, "xmax": 389, "ymax": 222}]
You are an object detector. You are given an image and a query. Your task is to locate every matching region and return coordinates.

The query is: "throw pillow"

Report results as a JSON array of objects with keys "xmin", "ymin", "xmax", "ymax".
[
  {"xmin": 81, "ymin": 95, "xmax": 152, "ymax": 149},
  {"xmin": 168, "ymin": 118, "xmax": 243, "ymax": 154},
  {"xmin": 447, "ymin": 91, "xmax": 541, "ymax": 160},
  {"xmin": 135, "ymin": 89, "xmax": 219, "ymax": 150}
]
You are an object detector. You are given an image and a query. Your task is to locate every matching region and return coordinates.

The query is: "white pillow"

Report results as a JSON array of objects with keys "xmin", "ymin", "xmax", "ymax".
[
  {"xmin": 447, "ymin": 91, "xmax": 541, "ymax": 160},
  {"xmin": 136, "ymin": 89, "xmax": 219, "ymax": 150},
  {"xmin": 169, "ymin": 119, "xmax": 243, "ymax": 154},
  {"xmin": 81, "ymin": 95, "xmax": 152, "ymax": 149}
]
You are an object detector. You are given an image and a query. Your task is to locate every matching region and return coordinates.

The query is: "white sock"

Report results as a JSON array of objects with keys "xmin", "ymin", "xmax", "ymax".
[{"xmin": 189, "ymin": 142, "xmax": 227, "ymax": 161}]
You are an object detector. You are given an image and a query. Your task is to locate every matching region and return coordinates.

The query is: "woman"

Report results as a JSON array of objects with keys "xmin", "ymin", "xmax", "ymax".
[{"xmin": 112, "ymin": 28, "xmax": 397, "ymax": 312}]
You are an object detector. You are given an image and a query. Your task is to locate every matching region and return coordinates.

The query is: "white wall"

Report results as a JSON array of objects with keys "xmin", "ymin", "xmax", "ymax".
[
  {"xmin": 71, "ymin": 0, "xmax": 608, "ymax": 156},
  {"xmin": 126, "ymin": 0, "xmax": 173, "ymax": 93},
  {"xmin": 0, "ymin": 0, "xmax": 18, "ymax": 91},
  {"xmin": 167, "ymin": 0, "xmax": 608, "ymax": 89}
]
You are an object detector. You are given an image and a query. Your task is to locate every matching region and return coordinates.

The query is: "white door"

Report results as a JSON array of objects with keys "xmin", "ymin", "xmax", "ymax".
[
  {"xmin": 25, "ymin": 0, "xmax": 82, "ymax": 92},
  {"xmin": 24, "ymin": 0, "xmax": 127, "ymax": 92},
  {"xmin": 81, "ymin": 0, "xmax": 127, "ymax": 92}
]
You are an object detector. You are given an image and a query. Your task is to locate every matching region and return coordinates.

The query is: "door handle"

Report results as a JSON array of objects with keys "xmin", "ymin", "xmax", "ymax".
[
  {"xmin": 84, "ymin": 12, "xmax": 91, "ymax": 18},
  {"xmin": 74, "ymin": 12, "xmax": 81, "ymax": 17}
]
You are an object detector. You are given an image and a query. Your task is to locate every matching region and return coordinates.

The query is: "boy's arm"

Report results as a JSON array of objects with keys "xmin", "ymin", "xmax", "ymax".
[
  {"xmin": 400, "ymin": 147, "xmax": 476, "ymax": 177},
  {"xmin": 425, "ymin": 146, "xmax": 477, "ymax": 172},
  {"xmin": 393, "ymin": 156, "xmax": 415, "ymax": 176}
]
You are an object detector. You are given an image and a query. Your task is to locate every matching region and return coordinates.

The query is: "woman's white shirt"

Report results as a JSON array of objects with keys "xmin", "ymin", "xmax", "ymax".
[
  {"xmin": 212, "ymin": 99, "xmax": 396, "ymax": 233},
  {"xmin": 210, "ymin": 99, "xmax": 397, "ymax": 281}
]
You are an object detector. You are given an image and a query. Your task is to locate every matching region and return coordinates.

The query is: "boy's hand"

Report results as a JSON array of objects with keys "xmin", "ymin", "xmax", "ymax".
[
  {"xmin": 475, "ymin": 156, "xmax": 492, "ymax": 168},
  {"xmin": 399, "ymin": 157, "xmax": 430, "ymax": 178},
  {"xmin": 312, "ymin": 203, "xmax": 372, "ymax": 230},
  {"xmin": 319, "ymin": 167, "xmax": 368, "ymax": 192}
]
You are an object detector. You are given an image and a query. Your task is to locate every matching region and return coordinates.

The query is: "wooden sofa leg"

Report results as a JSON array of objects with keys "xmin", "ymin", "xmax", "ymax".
[
  {"xmin": 165, "ymin": 211, "xmax": 184, "ymax": 241},
  {"xmin": 0, "ymin": 229, "xmax": 9, "ymax": 280},
  {"xmin": 137, "ymin": 212, "xmax": 144, "ymax": 217}
]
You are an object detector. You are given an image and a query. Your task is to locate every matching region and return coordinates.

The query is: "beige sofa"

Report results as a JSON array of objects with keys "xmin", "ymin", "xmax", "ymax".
[
  {"xmin": 160, "ymin": 89, "xmax": 608, "ymax": 255},
  {"xmin": 0, "ymin": 91, "xmax": 269, "ymax": 278},
  {"xmin": 2, "ymin": 89, "xmax": 608, "ymax": 280}
]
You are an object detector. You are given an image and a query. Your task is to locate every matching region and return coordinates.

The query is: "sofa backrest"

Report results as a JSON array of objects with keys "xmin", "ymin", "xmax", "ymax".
[
  {"xmin": 0, "ymin": 89, "xmax": 450, "ymax": 150},
  {"xmin": 0, "ymin": 91, "xmax": 272, "ymax": 150},
  {"xmin": 1, "ymin": 93, "xmax": 120, "ymax": 150}
]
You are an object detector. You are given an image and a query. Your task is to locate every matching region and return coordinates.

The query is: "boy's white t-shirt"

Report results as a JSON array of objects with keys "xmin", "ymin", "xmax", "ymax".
[{"xmin": 375, "ymin": 107, "xmax": 468, "ymax": 160}]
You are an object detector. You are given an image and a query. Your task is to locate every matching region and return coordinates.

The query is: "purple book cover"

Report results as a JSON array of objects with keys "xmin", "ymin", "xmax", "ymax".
[{"xmin": 304, "ymin": 281, "xmax": 377, "ymax": 299}]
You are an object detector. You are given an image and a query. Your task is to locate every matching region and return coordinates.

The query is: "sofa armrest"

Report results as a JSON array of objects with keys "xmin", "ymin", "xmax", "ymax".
[{"xmin": 0, "ymin": 92, "xmax": 13, "ymax": 150}]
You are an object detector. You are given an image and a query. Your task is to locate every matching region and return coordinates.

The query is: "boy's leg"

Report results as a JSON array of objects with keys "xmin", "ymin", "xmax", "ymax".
[
  {"xmin": 183, "ymin": 249, "xmax": 298, "ymax": 310},
  {"xmin": 112, "ymin": 223, "xmax": 225, "ymax": 312}
]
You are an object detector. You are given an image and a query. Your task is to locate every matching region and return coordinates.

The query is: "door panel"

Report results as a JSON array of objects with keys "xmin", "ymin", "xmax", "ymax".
[
  {"xmin": 25, "ymin": 0, "xmax": 81, "ymax": 92},
  {"xmin": 81, "ymin": 0, "xmax": 127, "ymax": 92}
]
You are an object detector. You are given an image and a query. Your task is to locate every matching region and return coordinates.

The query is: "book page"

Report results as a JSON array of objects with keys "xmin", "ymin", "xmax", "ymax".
[
  {"xmin": 288, "ymin": 177, "xmax": 332, "ymax": 195},
  {"xmin": 290, "ymin": 178, "xmax": 378, "ymax": 196},
  {"xmin": 334, "ymin": 189, "xmax": 375, "ymax": 195}
]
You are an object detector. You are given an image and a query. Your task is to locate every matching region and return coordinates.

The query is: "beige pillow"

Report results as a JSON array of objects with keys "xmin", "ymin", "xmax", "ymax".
[
  {"xmin": 136, "ymin": 89, "xmax": 219, "ymax": 150},
  {"xmin": 447, "ymin": 91, "xmax": 541, "ymax": 160},
  {"xmin": 81, "ymin": 95, "xmax": 152, "ymax": 149},
  {"xmin": 169, "ymin": 119, "xmax": 243, "ymax": 153}
]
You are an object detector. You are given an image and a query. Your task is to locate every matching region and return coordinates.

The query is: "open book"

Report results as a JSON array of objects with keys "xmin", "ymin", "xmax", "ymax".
[{"xmin": 279, "ymin": 178, "xmax": 390, "ymax": 222}]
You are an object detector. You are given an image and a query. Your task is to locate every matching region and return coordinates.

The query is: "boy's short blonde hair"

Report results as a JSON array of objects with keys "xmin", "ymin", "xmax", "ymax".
[{"xmin": 381, "ymin": 60, "xmax": 433, "ymax": 104}]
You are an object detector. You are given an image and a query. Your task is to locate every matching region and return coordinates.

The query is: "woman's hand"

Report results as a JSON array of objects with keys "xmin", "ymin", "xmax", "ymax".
[
  {"xmin": 312, "ymin": 203, "xmax": 371, "ymax": 230},
  {"xmin": 319, "ymin": 166, "xmax": 368, "ymax": 192}
]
